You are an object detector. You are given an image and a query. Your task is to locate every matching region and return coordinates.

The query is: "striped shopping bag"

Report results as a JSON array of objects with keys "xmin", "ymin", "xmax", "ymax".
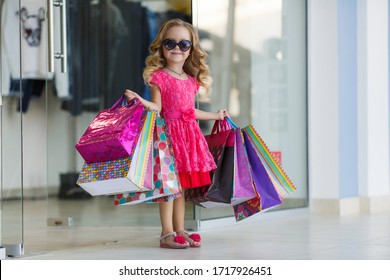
[
  {"xmin": 127, "ymin": 110, "xmax": 157, "ymax": 189},
  {"xmin": 243, "ymin": 124, "xmax": 296, "ymax": 198}
]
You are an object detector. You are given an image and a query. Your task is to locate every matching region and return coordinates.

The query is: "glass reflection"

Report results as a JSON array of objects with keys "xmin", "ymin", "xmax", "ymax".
[{"xmin": 194, "ymin": 0, "xmax": 308, "ymax": 220}]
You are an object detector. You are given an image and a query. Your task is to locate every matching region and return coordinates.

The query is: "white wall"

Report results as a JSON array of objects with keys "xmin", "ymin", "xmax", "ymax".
[
  {"xmin": 357, "ymin": 0, "xmax": 390, "ymax": 198},
  {"xmin": 308, "ymin": 0, "xmax": 390, "ymax": 214},
  {"xmin": 308, "ymin": 0, "xmax": 340, "ymax": 200}
]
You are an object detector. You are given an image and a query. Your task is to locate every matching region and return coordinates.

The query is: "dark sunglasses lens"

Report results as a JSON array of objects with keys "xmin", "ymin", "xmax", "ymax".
[
  {"xmin": 163, "ymin": 39, "xmax": 192, "ymax": 51},
  {"xmin": 178, "ymin": 40, "xmax": 191, "ymax": 51},
  {"xmin": 164, "ymin": 39, "xmax": 176, "ymax": 50}
]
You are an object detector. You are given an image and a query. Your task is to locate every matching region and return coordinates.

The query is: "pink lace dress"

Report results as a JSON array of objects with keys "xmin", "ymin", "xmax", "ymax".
[{"xmin": 150, "ymin": 69, "xmax": 216, "ymax": 188}]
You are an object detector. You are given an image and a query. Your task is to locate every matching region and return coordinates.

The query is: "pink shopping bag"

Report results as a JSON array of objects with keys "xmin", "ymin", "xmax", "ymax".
[
  {"xmin": 76, "ymin": 111, "xmax": 156, "ymax": 196},
  {"xmin": 75, "ymin": 96, "xmax": 145, "ymax": 163}
]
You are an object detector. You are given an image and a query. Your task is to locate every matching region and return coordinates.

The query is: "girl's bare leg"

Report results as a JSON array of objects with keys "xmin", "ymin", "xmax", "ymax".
[
  {"xmin": 173, "ymin": 195, "xmax": 186, "ymax": 233},
  {"xmin": 159, "ymin": 200, "xmax": 174, "ymax": 236},
  {"xmin": 173, "ymin": 193, "xmax": 201, "ymax": 247},
  {"xmin": 159, "ymin": 197, "xmax": 189, "ymax": 248}
]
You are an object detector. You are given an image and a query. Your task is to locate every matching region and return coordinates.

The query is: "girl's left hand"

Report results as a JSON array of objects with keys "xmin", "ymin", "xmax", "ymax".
[{"xmin": 217, "ymin": 109, "xmax": 229, "ymax": 120}]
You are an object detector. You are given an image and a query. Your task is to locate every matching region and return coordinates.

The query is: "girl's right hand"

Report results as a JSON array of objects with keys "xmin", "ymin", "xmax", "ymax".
[
  {"xmin": 124, "ymin": 89, "xmax": 155, "ymax": 111},
  {"xmin": 124, "ymin": 89, "xmax": 141, "ymax": 102}
]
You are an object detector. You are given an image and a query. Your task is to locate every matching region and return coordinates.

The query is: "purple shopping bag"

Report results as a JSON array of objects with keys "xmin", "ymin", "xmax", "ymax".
[
  {"xmin": 243, "ymin": 131, "xmax": 282, "ymax": 209},
  {"xmin": 231, "ymin": 122, "xmax": 256, "ymax": 200},
  {"xmin": 233, "ymin": 131, "xmax": 283, "ymax": 221}
]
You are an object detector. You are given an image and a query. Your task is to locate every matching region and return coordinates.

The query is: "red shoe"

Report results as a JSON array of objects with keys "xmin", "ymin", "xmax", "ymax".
[
  {"xmin": 160, "ymin": 232, "xmax": 189, "ymax": 249},
  {"xmin": 177, "ymin": 230, "xmax": 201, "ymax": 247}
]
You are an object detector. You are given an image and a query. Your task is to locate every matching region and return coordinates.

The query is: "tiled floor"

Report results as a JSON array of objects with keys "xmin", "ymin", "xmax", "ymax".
[{"xmin": 2, "ymin": 198, "xmax": 390, "ymax": 260}]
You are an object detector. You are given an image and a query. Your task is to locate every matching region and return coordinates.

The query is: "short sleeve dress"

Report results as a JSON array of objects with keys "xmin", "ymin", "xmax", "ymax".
[{"xmin": 150, "ymin": 69, "xmax": 216, "ymax": 188}]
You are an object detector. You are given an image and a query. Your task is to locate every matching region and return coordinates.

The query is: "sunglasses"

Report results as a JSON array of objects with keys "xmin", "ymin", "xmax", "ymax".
[{"xmin": 163, "ymin": 39, "xmax": 192, "ymax": 52}]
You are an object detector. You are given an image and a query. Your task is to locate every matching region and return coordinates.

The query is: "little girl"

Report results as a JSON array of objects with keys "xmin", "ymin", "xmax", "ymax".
[{"xmin": 125, "ymin": 18, "xmax": 228, "ymax": 249}]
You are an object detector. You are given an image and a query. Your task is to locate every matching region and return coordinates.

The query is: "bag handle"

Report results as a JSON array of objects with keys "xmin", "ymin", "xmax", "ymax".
[
  {"xmin": 210, "ymin": 119, "xmax": 232, "ymax": 135},
  {"xmin": 225, "ymin": 117, "xmax": 238, "ymax": 129},
  {"xmin": 219, "ymin": 118, "xmax": 233, "ymax": 130},
  {"xmin": 109, "ymin": 95, "xmax": 136, "ymax": 110},
  {"xmin": 210, "ymin": 120, "xmax": 220, "ymax": 135}
]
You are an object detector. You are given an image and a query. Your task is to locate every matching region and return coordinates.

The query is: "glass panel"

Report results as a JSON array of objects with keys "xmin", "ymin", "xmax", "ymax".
[
  {"xmin": 0, "ymin": 0, "xmax": 24, "ymax": 255},
  {"xmin": 193, "ymin": 0, "xmax": 308, "ymax": 220},
  {"xmin": 46, "ymin": 0, "xmax": 196, "ymax": 227}
]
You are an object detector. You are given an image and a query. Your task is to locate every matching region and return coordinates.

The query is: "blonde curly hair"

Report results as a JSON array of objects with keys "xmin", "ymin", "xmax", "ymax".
[{"xmin": 143, "ymin": 18, "xmax": 211, "ymax": 93}]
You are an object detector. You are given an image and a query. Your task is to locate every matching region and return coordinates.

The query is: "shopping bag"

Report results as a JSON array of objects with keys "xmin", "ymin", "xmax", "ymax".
[
  {"xmin": 145, "ymin": 115, "xmax": 183, "ymax": 203},
  {"xmin": 233, "ymin": 190, "xmax": 262, "ymax": 222},
  {"xmin": 231, "ymin": 120, "xmax": 256, "ymax": 200},
  {"xmin": 232, "ymin": 138, "xmax": 280, "ymax": 221},
  {"xmin": 184, "ymin": 185, "xmax": 211, "ymax": 207},
  {"xmin": 200, "ymin": 119, "xmax": 256, "ymax": 208},
  {"xmin": 75, "ymin": 96, "xmax": 145, "ymax": 163},
  {"xmin": 242, "ymin": 124, "xmax": 296, "ymax": 199},
  {"xmin": 76, "ymin": 111, "xmax": 156, "ymax": 196},
  {"xmin": 185, "ymin": 120, "xmax": 233, "ymax": 207},
  {"xmin": 114, "ymin": 116, "xmax": 181, "ymax": 205},
  {"xmin": 233, "ymin": 125, "xmax": 296, "ymax": 221},
  {"xmin": 204, "ymin": 119, "xmax": 235, "ymax": 203},
  {"xmin": 127, "ymin": 110, "xmax": 157, "ymax": 188}
]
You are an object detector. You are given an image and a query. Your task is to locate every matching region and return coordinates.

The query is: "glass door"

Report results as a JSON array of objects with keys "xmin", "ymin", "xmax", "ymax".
[
  {"xmin": 1, "ymin": 0, "xmax": 308, "ymax": 257},
  {"xmin": 1, "ymin": 0, "xmax": 30, "ymax": 257}
]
